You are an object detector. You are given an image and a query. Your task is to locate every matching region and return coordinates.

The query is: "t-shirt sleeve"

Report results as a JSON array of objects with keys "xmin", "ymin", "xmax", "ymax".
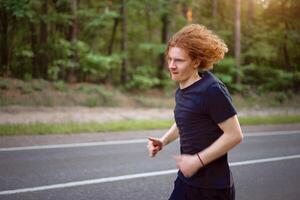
[{"xmin": 205, "ymin": 84, "xmax": 237, "ymax": 124}]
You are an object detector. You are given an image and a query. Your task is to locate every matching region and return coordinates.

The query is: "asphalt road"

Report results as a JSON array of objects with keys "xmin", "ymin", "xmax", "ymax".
[{"xmin": 1, "ymin": 130, "xmax": 300, "ymax": 200}]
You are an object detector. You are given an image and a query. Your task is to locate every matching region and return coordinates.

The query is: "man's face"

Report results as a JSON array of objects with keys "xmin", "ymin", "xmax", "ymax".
[{"xmin": 167, "ymin": 47, "xmax": 197, "ymax": 82}]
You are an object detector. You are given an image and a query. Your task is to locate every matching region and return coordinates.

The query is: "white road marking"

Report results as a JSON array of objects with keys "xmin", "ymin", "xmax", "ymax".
[
  {"xmin": 0, "ymin": 130, "xmax": 299, "ymax": 152},
  {"xmin": 1, "ymin": 154, "xmax": 300, "ymax": 195},
  {"xmin": 243, "ymin": 130, "xmax": 300, "ymax": 137},
  {"xmin": 0, "ymin": 139, "xmax": 147, "ymax": 152}
]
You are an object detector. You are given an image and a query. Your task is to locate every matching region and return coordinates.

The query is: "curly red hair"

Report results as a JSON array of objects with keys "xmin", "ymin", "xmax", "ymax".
[{"xmin": 165, "ymin": 24, "xmax": 228, "ymax": 69}]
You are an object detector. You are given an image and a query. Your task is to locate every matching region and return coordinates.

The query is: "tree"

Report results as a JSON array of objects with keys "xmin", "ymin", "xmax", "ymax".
[
  {"xmin": 247, "ymin": 0, "xmax": 254, "ymax": 30},
  {"xmin": 234, "ymin": 0, "xmax": 241, "ymax": 84},
  {"xmin": 212, "ymin": 0, "xmax": 218, "ymax": 18},
  {"xmin": 0, "ymin": 0, "xmax": 33, "ymax": 77},
  {"xmin": 157, "ymin": 0, "xmax": 169, "ymax": 81},
  {"xmin": 0, "ymin": 7, "xmax": 9, "ymax": 76},
  {"xmin": 37, "ymin": 0, "xmax": 49, "ymax": 79},
  {"xmin": 67, "ymin": 0, "xmax": 78, "ymax": 82},
  {"xmin": 120, "ymin": 0, "xmax": 127, "ymax": 84}
]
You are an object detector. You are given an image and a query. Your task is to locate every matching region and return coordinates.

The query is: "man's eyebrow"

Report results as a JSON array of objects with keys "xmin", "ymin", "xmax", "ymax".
[
  {"xmin": 174, "ymin": 58, "xmax": 185, "ymax": 60},
  {"xmin": 168, "ymin": 56, "xmax": 185, "ymax": 60}
]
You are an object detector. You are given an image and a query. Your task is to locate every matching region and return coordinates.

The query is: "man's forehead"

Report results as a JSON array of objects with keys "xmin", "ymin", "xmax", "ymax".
[{"xmin": 168, "ymin": 47, "xmax": 189, "ymax": 58}]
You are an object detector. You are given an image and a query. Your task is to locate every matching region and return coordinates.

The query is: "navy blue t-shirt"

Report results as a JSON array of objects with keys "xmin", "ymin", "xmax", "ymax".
[{"xmin": 174, "ymin": 71, "xmax": 237, "ymax": 189}]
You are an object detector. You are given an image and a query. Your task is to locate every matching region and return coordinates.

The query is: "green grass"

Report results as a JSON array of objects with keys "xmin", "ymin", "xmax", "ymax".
[
  {"xmin": 0, "ymin": 115, "xmax": 300, "ymax": 136},
  {"xmin": 239, "ymin": 115, "xmax": 300, "ymax": 125},
  {"xmin": 0, "ymin": 120, "xmax": 173, "ymax": 136}
]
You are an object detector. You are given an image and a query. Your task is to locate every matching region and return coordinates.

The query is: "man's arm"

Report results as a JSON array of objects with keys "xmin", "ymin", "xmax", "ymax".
[
  {"xmin": 161, "ymin": 122, "xmax": 180, "ymax": 146},
  {"xmin": 198, "ymin": 115, "xmax": 243, "ymax": 165},
  {"xmin": 174, "ymin": 115, "xmax": 243, "ymax": 177},
  {"xmin": 148, "ymin": 122, "xmax": 179, "ymax": 157}
]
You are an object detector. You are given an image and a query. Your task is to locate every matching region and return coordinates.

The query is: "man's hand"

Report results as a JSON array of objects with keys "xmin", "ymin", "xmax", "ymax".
[
  {"xmin": 174, "ymin": 154, "xmax": 202, "ymax": 177},
  {"xmin": 147, "ymin": 137, "xmax": 163, "ymax": 157}
]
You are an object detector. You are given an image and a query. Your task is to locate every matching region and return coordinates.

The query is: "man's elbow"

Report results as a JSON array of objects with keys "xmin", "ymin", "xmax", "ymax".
[{"xmin": 235, "ymin": 130, "xmax": 243, "ymax": 144}]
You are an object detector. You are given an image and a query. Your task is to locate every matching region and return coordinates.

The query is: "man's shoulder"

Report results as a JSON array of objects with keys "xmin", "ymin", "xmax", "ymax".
[{"xmin": 193, "ymin": 71, "xmax": 222, "ymax": 93}]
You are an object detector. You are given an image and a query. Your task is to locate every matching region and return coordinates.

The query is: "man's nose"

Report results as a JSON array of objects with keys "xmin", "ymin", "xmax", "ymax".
[{"xmin": 168, "ymin": 60, "xmax": 176, "ymax": 69}]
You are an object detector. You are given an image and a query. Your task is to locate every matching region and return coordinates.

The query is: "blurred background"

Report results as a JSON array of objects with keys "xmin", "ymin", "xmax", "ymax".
[
  {"xmin": 0, "ymin": 0, "xmax": 299, "ymax": 108},
  {"xmin": 1, "ymin": 1, "xmax": 300, "ymax": 200}
]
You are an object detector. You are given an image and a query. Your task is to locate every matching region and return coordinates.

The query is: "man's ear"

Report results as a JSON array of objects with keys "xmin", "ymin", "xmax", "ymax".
[{"xmin": 192, "ymin": 60, "xmax": 201, "ymax": 69}]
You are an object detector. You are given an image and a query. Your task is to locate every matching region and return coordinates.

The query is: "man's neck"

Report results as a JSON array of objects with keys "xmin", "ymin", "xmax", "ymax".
[{"xmin": 179, "ymin": 73, "xmax": 201, "ymax": 89}]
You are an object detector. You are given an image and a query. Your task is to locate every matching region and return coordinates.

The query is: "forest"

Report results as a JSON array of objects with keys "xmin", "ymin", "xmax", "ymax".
[{"xmin": 0, "ymin": 0, "xmax": 299, "ymax": 94}]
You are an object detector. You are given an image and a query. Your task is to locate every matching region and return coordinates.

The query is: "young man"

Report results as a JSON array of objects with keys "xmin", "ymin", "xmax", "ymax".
[{"xmin": 147, "ymin": 24, "xmax": 243, "ymax": 200}]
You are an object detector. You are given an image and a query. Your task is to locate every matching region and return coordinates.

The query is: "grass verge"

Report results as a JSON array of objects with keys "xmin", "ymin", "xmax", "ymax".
[{"xmin": 0, "ymin": 115, "xmax": 300, "ymax": 136}]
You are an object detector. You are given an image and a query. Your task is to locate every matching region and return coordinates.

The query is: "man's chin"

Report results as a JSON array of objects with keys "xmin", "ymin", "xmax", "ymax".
[{"xmin": 171, "ymin": 75, "xmax": 180, "ymax": 82}]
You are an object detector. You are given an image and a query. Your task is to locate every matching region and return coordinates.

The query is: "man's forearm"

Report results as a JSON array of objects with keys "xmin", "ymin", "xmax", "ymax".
[
  {"xmin": 198, "ymin": 131, "xmax": 242, "ymax": 166},
  {"xmin": 198, "ymin": 115, "xmax": 243, "ymax": 166},
  {"xmin": 161, "ymin": 122, "xmax": 179, "ymax": 146}
]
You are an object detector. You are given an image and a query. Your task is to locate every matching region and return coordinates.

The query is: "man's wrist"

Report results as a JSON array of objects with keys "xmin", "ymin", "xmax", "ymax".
[
  {"xmin": 196, "ymin": 153, "xmax": 205, "ymax": 167},
  {"xmin": 160, "ymin": 137, "xmax": 167, "ymax": 147}
]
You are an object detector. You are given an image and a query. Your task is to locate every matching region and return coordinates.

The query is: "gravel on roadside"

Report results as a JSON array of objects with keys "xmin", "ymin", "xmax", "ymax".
[
  {"xmin": 1, "ymin": 106, "xmax": 300, "ymax": 124},
  {"xmin": 0, "ymin": 123, "xmax": 300, "ymax": 148}
]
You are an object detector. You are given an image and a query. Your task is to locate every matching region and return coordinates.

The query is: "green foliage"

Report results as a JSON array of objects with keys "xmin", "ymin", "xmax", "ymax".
[
  {"xmin": 77, "ymin": 84, "xmax": 114, "ymax": 106},
  {"xmin": 82, "ymin": 53, "xmax": 121, "ymax": 79},
  {"xmin": 85, "ymin": 11, "xmax": 119, "ymax": 29},
  {"xmin": 243, "ymin": 39, "xmax": 277, "ymax": 63},
  {"xmin": 18, "ymin": 84, "xmax": 33, "ymax": 94},
  {"xmin": 1, "ymin": 0, "xmax": 300, "ymax": 95},
  {"xmin": 242, "ymin": 64, "xmax": 297, "ymax": 93},
  {"xmin": 48, "ymin": 39, "xmax": 121, "ymax": 81},
  {"xmin": 293, "ymin": 72, "xmax": 300, "ymax": 91},
  {"xmin": 78, "ymin": 85, "xmax": 113, "ymax": 98},
  {"xmin": 32, "ymin": 79, "xmax": 48, "ymax": 91},
  {"xmin": 214, "ymin": 57, "xmax": 244, "ymax": 93},
  {"xmin": 53, "ymin": 81, "xmax": 67, "ymax": 91},
  {"xmin": 0, "ymin": 79, "xmax": 10, "ymax": 90},
  {"xmin": 83, "ymin": 97, "xmax": 100, "ymax": 107},
  {"xmin": 24, "ymin": 73, "xmax": 32, "ymax": 81},
  {"xmin": 125, "ymin": 66, "xmax": 160, "ymax": 90},
  {"xmin": 1, "ymin": 115, "xmax": 300, "ymax": 135},
  {"xmin": 0, "ymin": 0, "xmax": 33, "ymax": 18},
  {"xmin": 138, "ymin": 43, "xmax": 166, "ymax": 55}
]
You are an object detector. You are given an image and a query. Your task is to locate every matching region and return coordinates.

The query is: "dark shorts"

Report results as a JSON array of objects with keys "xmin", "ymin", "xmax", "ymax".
[{"xmin": 169, "ymin": 177, "xmax": 235, "ymax": 200}]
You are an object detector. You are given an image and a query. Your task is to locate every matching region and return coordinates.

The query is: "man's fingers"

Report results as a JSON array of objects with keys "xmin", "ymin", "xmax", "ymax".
[
  {"xmin": 148, "ymin": 137, "xmax": 161, "ymax": 145},
  {"xmin": 149, "ymin": 151, "xmax": 157, "ymax": 157},
  {"xmin": 147, "ymin": 137, "xmax": 163, "ymax": 158},
  {"xmin": 148, "ymin": 137, "xmax": 156, "ymax": 141},
  {"xmin": 153, "ymin": 146, "xmax": 160, "ymax": 151},
  {"xmin": 147, "ymin": 145, "xmax": 159, "ymax": 158},
  {"xmin": 148, "ymin": 137, "xmax": 162, "ymax": 150}
]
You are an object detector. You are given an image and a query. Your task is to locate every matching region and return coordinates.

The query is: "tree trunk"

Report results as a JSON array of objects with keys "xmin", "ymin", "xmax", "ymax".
[
  {"xmin": 105, "ymin": 13, "xmax": 119, "ymax": 84},
  {"xmin": 145, "ymin": 1, "xmax": 152, "ymax": 42},
  {"xmin": 120, "ymin": 0, "xmax": 127, "ymax": 84},
  {"xmin": 69, "ymin": 0, "xmax": 78, "ymax": 43},
  {"xmin": 182, "ymin": 3, "xmax": 192, "ymax": 23},
  {"xmin": 212, "ymin": 0, "xmax": 218, "ymax": 18},
  {"xmin": 156, "ymin": 0, "xmax": 169, "ymax": 86},
  {"xmin": 247, "ymin": 0, "xmax": 254, "ymax": 30},
  {"xmin": 67, "ymin": 0, "xmax": 78, "ymax": 83},
  {"xmin": 30, "ymin": 22, "xmax": 38, "ymax": 78},
  {"xmin": 157, "ymin": 11, "xmax": 169, "ymax": 81},
  {"xmin": 212, "ymin": 0, "xmax": 218, "ymax": 29},
  {"xmin": 0, "ymin": 11, "xmax": 9, "ymax": 76},
  {"xmin": 38, "ymin": 0, "xmax": 49, "ymax": 79},
  {"xmin": 281, "ymin": 1, "xmax": 292, "ymax": 71},
  {"xmin": 283, "ymin": 22, "xmax": 291, "ymax": 71},
  {"xmin": 234, "ymin": 0, "xmax": 241, "ymax": 84},
  {"xmin": 108, "ymin": 17, "xmax": 119, "ymax": 55}
]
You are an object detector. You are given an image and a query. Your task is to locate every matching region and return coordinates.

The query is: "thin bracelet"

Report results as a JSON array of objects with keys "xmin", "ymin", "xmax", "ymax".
[{"xmin": 196, "ymin": 153, "xmax": 205, "ymax": 167}]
